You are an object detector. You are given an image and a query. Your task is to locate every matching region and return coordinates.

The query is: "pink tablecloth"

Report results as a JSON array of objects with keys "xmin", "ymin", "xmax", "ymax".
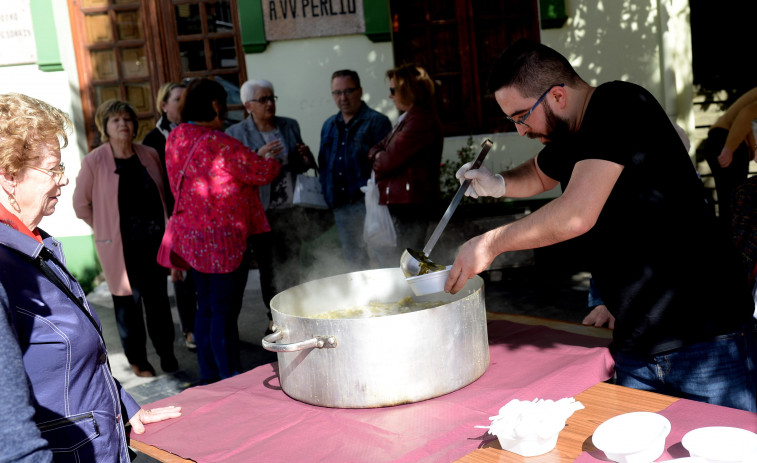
[
  {"xmin": 135, "ymin": 320, "xmax": 613, "ymax": 463},
  {"xmin": 576, "ymin": 398, "xmax": 757, "ymax": 462}
]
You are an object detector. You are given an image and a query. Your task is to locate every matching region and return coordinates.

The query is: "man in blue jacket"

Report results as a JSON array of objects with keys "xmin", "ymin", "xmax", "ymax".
[{"xmin": 319, "ymin": 70, "xmax": 392, "ymax": 270}]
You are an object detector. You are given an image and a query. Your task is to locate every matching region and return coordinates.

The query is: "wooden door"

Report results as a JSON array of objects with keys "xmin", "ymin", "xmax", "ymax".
[{"xmin": 68, "ymin": 0, "xmax": 248, "ymax": 150}]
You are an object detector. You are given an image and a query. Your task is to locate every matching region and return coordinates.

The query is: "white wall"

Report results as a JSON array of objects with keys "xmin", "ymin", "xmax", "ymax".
[
  {"xmin": 449, "ymin": 0, "xmax": 695, "ymax": 200},
  {"xmin": 243, "ymin": 35, "xmax": 396, "ymax": 152},
  {"xmin": 541, "ymin": 0, "xmax": 693, "ymax": 137}
]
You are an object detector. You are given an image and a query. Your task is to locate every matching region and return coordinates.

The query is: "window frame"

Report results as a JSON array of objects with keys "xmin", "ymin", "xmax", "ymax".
[{"xmin": 68, "ymin": 0, "xmax": 248, "ymax": 150}]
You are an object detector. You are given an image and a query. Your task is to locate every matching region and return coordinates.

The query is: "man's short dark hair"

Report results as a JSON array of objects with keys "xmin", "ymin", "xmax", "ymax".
[
  {"xmin": 180, "ymin": 78, "xmax": 227, "ymax": 123},
  {"xmin": 487, "ymin": 39, "xmax": 581, "ymax": 97},
  {"xmin": 331, "ymin": 70, "xmax": 361, "ymax": 88}
]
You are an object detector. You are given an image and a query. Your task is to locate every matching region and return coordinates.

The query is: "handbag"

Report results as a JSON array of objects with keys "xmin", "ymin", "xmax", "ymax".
[
  {"xmin": 157, "ymin": 222, "xmax": 190, "ymax": 270},
  {"xmin": 293, "ymin": 169, "xmax": 328, "ymax": 209},
  {"xmin": 362, "ymin": 171, "xmax": 397, "ymax": 248},
  {"xmin": 157, "ymin": 134, "xmax": 208, "ymax": 270}
]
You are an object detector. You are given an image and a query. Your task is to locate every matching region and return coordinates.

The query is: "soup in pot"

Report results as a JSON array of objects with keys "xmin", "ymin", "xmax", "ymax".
[{"xmin": 311, "ymin": 296, "xmax": 444, "ymax": 319}]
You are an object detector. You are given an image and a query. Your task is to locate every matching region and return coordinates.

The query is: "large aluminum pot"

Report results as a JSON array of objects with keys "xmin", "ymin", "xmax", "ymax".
[{"xmin": 262, "ymin": 267, "xmax": 488, "ymax": 408}]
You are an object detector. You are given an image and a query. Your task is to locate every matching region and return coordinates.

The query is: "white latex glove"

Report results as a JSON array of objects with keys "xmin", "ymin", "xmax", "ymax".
[{"xmin": 455, "ymin": 162, "xmax": 506, "ymax": 198}]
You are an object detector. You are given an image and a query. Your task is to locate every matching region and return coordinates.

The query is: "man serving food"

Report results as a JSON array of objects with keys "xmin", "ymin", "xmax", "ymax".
[{"xmin": 447, "ymin": 39, "xmax": 757, "ymax": 412}]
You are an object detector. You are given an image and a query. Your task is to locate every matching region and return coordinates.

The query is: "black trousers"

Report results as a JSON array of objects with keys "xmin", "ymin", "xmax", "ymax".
[
  {"xmin": 247, "ymin": 231, "xmax": 276, "ymax": 320},
  {"xmin": 112, "ymin": 261, "xmax": 176, "ymax": 366},
  {"xmin": 703, "ymin": 127, "xmax": 751, "ymax": 236},
  {"xmin": 173, "ymin": 271, "xmax": 197, "ymax": 335}
]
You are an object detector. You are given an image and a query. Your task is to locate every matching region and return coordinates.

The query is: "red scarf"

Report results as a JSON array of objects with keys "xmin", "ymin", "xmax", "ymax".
[{"xmin": 0, "ymin": 203, "xmax": 42, "ymax": 243}]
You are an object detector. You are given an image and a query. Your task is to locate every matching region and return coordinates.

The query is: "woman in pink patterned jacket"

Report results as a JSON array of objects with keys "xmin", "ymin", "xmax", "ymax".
[{"xmin": 165, "ymin": 79, "xmax": 280, "ymax": 383}]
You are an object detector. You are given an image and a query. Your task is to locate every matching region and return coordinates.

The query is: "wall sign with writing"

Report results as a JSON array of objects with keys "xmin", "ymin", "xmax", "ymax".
[
  {"xmin": 0, "ymin": 0, "xmax": 37, "ymax": 66},
  {"xmin": 263, "ymin": 0, "xmax": 365, "ymax": 41}
]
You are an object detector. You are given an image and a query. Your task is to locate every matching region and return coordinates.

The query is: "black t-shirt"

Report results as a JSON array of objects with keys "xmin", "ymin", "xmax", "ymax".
[
  {"xmin": 537, "ymin": 81, "xmax": 753, "ymax": 356},
  {"xmin": 115, "ymin": 155, "xmax": 165, "ymax": 274},
  {"xmin": 143, "ymin": 127, "xmax": 176, "ymax": 213}
]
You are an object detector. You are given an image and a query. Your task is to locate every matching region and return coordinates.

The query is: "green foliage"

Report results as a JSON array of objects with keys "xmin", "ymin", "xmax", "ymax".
[
  {"xmin": 72, "ymin": 262, "xmax": 103, "ymax": 295},
  {"xmin": 439, "ymin": 136, "xmax": 503, "ymax": 204}
]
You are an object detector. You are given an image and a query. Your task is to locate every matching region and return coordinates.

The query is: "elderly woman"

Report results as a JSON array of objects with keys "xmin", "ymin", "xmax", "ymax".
[
  {"xmin": 73, "ymin": 99, "xmax": 178, "ymax": 378},
  {"xmin": 226, "ymin": 79, "xmax": 317, "ymax": 331},
  {"xmin": 0, "ymin": 93, "xmax": 180, "ymax": 461},
  {"xmin": 142, "ymin": 82, "xmax": 197, "ymax": 353},
  {"xmin": 166, "ymin": 78, "xmax": 280, "ymax": 384},
  {"xmin": 368, "ymin": 64, "xmax": 444, "ymax": 268}
]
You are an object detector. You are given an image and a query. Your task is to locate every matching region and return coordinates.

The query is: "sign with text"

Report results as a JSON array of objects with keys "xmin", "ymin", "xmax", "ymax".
[
  {"xmin": 0, "ymin": 1, "xmax": 37, "ymax": 66},
  {"xmin": 262, "ymin": 0, "xmax": 365, "ymax": 41}
]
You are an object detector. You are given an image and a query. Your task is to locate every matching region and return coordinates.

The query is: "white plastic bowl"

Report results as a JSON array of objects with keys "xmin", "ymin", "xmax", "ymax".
[
  {"xmin": 497, "ymin": 431, "xmax": 560, "ymax": 457},
  {"xmin": 482, "ymin": 397, "xmax": 583, "ymax": 457},
  {"xmin": 592, "ymin": 412, "xmax": 671, "ymax": 463},
  {"xmin": 681, "ymin": 426, "xmax": 757, "ymax": 463},
  {"xmin": 406, "ymin": 266, "xmax": 451, "ymax": 296}
]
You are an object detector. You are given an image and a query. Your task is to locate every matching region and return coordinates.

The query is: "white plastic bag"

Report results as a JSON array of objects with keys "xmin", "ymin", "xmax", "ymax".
[
  {"xmin": 293, "ymin": 170, "xmax": 328, "ymax": 209},
  {"xmin": 361, "ymin": 171, "xmax": 397, "ymax": 248}
]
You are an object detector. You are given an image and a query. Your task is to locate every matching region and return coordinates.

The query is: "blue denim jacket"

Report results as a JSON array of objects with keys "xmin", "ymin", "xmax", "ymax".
[
  {"xmin": 0, "ymin": 224, "xmax": 139, "ymax": 462},
  {"xmin": 318, "ymin": 103, "xmax": 391, "ymax": 207}
]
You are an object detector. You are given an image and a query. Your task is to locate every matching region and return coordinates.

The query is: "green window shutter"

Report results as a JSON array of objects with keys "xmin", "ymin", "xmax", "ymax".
[
  {"xmin": 364, "ymin": 0, "xmax": 391, "ymax": 43},
  {"xmin": 238, "ymin": 0, "xmax": 268, "ymax": 53},
  {"xmin": 540, "ymin": 0, "xmax": 568, "ymax": 29},
  {"xmin": 30, "ymin": 0, "xmax": 63, "ymax": 71}
]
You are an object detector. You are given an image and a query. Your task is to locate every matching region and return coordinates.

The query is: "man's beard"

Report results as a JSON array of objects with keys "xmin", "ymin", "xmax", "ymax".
[{"xmin": 528, "ymin": 102, "xmax": 571, "ymax": 144}]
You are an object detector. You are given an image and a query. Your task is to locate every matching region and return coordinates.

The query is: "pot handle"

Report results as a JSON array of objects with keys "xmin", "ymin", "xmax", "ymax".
[{"xmin": 262, "ymin": 324, "xmax": 338, "ymax": 352}]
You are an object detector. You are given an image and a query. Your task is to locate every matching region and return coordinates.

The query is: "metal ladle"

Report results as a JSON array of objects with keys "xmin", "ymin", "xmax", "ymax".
[{"xmin": 400, "ymin": 138, "xmax": 493, "ymax": 277}]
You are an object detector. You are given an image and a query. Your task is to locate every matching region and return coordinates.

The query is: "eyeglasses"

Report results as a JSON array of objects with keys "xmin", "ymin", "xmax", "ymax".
[
  {"xmin": 389, "ymin": 87, "xmax": 396, "ymax": 96},
  {"xmin": 331, "ymin": 88, "xmax": 358, "ymax": 97},
  {"xmin": 26, "ymin": 162, "xmax": 66, "ymax": 182},
  {"xmin": 249, "ymin": 96, "xmax": 278, "ymax": 104},
  {"xmin": 505, "ymin": 83, "xmax": 565, "ymax": 127}
]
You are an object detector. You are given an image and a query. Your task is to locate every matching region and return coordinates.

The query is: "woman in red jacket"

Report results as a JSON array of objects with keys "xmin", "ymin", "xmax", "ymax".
[
  {"xmin": 369, "ymin": 64, "xmax": 444, "ymax": 268},
  {"xmin": 165, "ymin": 79, "xmax": 280, "ymax": 384}
]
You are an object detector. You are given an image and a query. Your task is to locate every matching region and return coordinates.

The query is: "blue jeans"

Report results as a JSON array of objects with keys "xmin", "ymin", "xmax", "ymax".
[
  {"xmin": 192, "ymin": 259, "xmax": 250, "ymax": 383},
  {"xmin": 332, "ymin": 201, "xmax": 370, "ymax": 271},
  {"xmin": 613, "ymin": 326, "xmax": 757, "ymax": 412}
]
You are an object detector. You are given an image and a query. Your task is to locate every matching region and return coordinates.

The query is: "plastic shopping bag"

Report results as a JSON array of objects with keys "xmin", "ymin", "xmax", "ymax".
[
  {"xmin": 361, "ymin": 171, "xmax": 397, "ymax": 248},
  {"xmin": 293, "ymin": 170, "xmax": 328, "ymax": 209}
]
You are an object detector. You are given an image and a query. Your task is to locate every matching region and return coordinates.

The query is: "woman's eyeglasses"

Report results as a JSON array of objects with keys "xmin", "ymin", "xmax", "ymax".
[
  {"xmin": 26, "ymin": 163, "xmax": 66, "ymax": 182},
  {"xmin": 249, "ymin": 96, "xmax": 278, "ymax": 104},
  {"xmin": 389, "ymin": 87, "xmax": 396, "ymax": 96}
]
